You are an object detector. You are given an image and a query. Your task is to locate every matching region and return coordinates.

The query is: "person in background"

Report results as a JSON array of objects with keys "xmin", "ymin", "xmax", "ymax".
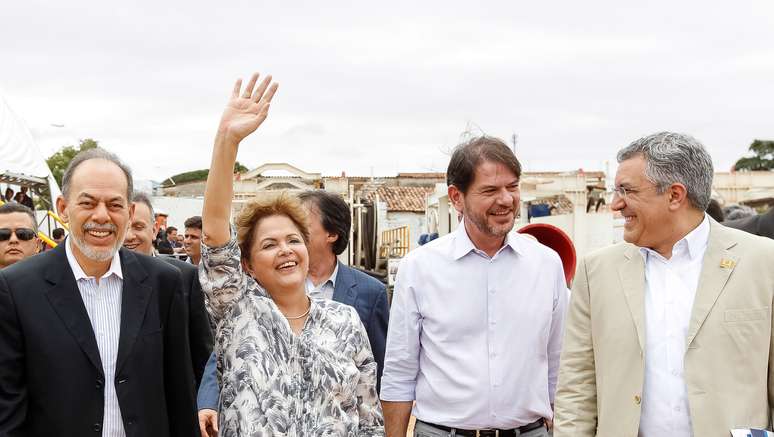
[
  {"xmin": 4, "ymin": 187, "xmax": 14, "ymax": 203},
  {"xmin": 0, "ymin": 147, "xmax": 197, "ymax": 436},
  {"xmin": 123, "ymin": 192, "xmax": 212, "ymax": 387},
  {"xmin": 724, "ymin": 206, "xmax": 774, "ymax": 239},
  {"xmin": 554, "ymin": 132, "xmax": 774, "ymax": 437},
  {"xmin": 381, "ymin": 135, "xmax": 567, "ymax": 437},
  {"xmin": 0, "ymin": 203, "xmax": 40, "ymax": 269},
  {"xmin": 52, "ymin": 227, "xmax": 66, "ymax": 245},
  {"xmin": 199, "ymin": 72, "xmax": 382, "ymax": 436},
  {"xmin": 705, "ymin": 198, "xmax": 724, "ymax": 222},
  {"xmin": 184, "ymin": 215, "xmax": 203, "ymax": 265},
  {"xmin": 18, "ymin": 186, "xmax": 34, "ymax": 210},
  {"xmin": 157, "ymin": 226, "xmax": 179, "ymax": 254}
]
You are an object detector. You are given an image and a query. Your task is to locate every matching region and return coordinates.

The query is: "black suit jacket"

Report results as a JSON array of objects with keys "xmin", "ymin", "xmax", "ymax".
[
  {"xmin": 160, "ymin": 257, "xmax": 212, "ymax": 386},
  {"xmin": 723, "ymin": 207, "xmax": 774, "ymax": 239},
  {"xmin": 0, "ymin": 245, "xmax": 198, "ymax": 437}
]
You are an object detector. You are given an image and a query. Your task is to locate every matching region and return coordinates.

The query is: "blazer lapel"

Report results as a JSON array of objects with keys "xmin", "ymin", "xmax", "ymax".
[
  {"xmin": 115, "ymin": 248, "xmax": 153, "ymax": 375},
  {"xmin": 686, "ymin": 222, "xmax": 738, "ymax": 348},
  {"xmin": 332, "ymin": 262, "xmax": 357, "ymax": 306},
  {"xmin": 44, "ymin": 244, "xmax": 104, "ymax": 374},
  {"xmin": 619, "ymin": 245, "xmax": 646, "ymax": 352}
]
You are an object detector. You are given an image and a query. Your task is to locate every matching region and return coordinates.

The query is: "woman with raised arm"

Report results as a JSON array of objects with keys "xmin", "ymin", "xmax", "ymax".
[{"xmin": 200, "ymin": 72, "xmax": 384, "ymax": 436}]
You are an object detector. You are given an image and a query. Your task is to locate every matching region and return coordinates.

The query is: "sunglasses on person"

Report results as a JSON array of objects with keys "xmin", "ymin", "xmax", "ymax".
[{"xmin": 0, "ymin": 228, "xmax": 36, "ymax": 241}]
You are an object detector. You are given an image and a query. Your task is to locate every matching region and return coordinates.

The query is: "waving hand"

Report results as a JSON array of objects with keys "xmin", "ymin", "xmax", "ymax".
[{"xmin": 218, "ymin": 73, "xmax": 279, "ymax": 144}]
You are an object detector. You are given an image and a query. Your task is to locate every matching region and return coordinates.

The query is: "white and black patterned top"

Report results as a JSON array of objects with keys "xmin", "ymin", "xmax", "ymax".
[{"xmin": 199, "ymin": 230, "xmax": 384, "ymax": 437}]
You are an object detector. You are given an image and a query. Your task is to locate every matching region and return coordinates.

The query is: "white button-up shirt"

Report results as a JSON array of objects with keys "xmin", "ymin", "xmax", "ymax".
[
  {"xmin": 638, "ymin": 215, "xmax": 710, "ymax": 437},
  {"xmin": 305, "ymin": 262, "xmax": 338, "ymax": 301},
  {"xmin": 381, "ymin": 223, "xmax": 569, "ymax": 429},
  {"xmin": 65, "ymin": 239, "xmax": 125, "ymax": 437}
]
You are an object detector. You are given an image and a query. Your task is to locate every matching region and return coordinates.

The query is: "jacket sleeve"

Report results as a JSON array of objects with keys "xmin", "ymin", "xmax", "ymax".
[
  {"xmin": 553, "ymin": 257, "xmax": 598, "ymax": 437},
  {"xmin": 365, "ymin": 284, "xmax": 389, "ymax": 393},
  {"xmin": 163, "ymin": 271, "xmax": 198, "ymax": 437},
  {"xmin": 197, "ymin": 352, "xmax": 220, "ymax": 411},
  {"xmin": 351, "ymin": 309, "xmax": 385, "ymax": 437},
  {"xmin": 188, "ymin": 270, "xmax": 213, "ymax": 387},
  {"xmin": 0, "ymin": 272, "xmax": 27, "ymax": 436}
]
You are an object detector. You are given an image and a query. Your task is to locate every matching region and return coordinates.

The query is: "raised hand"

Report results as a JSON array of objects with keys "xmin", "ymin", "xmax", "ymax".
[{"xmin": 217, "ymin": 72, "xmax": 279, "ymax": 144}]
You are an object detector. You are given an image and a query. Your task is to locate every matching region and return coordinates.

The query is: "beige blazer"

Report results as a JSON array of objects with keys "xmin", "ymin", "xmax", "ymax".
[{"xmin": 554, "ymin": 220, "xmax": 774, "ymax": 437}]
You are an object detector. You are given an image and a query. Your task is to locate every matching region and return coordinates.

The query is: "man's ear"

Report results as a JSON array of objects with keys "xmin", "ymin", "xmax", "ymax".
[
  {"xmin": 326, "ymin": 232, "xmax": 339, "ymax": 245},
  {"xmin": 55, "ymin": 195, "xmax": 69, "ymax": 223},
  {"xmin": 447, "ymin": 185, "xmax": 465, "ymax": 214},
  {"xmin": 667, "ymin": 183, "xmax": 689, "ymax": 211}
]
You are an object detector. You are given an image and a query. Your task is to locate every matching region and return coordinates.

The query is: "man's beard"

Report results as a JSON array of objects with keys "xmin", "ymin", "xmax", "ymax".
[
  {"xmin": 463, "ymin": 199, "xmax": 515, "ymax": 238},
  {"xmin": 71, "ymin": 222, "xmax": 122, "ymax": 262}
]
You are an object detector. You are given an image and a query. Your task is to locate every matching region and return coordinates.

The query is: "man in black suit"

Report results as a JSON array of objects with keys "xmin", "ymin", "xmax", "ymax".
[
  {"xmin": 0, "ymin": 148, "xmax": 197, "ymax": 436},
  {"xmin": 724, "ymin": 206, "xmax": 774, "ymax": 239},
  {"xmin": 123, "ymin": 192, "xmax": 212, "ymax": 386}
]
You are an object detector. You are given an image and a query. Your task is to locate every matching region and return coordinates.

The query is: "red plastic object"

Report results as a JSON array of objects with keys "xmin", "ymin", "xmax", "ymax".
[{"xmin": 518, "ymin": 223, "xmax": 577, "ymax": 287}]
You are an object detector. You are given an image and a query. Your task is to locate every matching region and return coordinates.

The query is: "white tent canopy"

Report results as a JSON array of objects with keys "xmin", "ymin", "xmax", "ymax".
[{"xmin": 0, "ymin": 92, "xmax": 60, "ymax": 206}]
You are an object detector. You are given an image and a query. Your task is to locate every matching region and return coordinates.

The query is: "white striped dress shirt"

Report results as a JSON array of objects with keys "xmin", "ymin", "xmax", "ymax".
[{"xmin": 65, "ymin": 239, "xmax": 125, "ymax": 437}]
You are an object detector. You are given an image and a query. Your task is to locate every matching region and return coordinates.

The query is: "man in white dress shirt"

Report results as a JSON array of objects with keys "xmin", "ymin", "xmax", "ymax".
[
  {"xmin": 381, "ymin": 135, "xmax": 569, "ymax": 437},
  {"xmin": 554, "ymin": 132, "xmax": 774, "ymax": 437}
]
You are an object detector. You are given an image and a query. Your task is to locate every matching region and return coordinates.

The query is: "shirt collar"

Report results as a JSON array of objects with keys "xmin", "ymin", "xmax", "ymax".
[
  {"xmin": 306, "ymin": 260, "xmax": 339, "ymax": 290},
  {"xmin": 65, "ymin": 237, "xmax": 123, "ymax": 281},
  {"xmin": 452, "ymin": 220, "xmax": 521, "ymax": 260},
  {"xmin": 639, "ymin": 213, "xmax": 710, "ymax": 261}
]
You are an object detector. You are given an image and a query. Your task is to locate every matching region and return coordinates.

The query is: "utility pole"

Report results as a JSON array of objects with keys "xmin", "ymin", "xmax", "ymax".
[{"xmin": 511, "ymin": 133, "xmax": 518, "ymax": 153}]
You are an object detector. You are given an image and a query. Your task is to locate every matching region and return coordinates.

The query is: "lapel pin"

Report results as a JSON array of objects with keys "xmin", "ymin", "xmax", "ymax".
[{"xmin": 720, "ymin": 259, "xmax": 736, "ymax": 269}]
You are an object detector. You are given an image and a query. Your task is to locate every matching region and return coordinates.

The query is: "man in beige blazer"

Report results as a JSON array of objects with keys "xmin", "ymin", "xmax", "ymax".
[{"xmin": 554, "ymin": 131, "xmax": 774, "ymax": 437}]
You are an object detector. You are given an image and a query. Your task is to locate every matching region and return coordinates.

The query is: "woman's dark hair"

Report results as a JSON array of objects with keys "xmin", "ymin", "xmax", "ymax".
[
  {"xmin": 297, "ymin": 190, "xmax": 350, "ymax": 255},
  {"xmin": 446, "ymin": 135, "xmax": 522, "ymax": 194}
]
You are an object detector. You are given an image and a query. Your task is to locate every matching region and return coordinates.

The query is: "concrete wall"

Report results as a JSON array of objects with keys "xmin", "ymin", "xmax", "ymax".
[{"xmin": 151, "ymin": 196, "xmax": 205, "ymax": 230}]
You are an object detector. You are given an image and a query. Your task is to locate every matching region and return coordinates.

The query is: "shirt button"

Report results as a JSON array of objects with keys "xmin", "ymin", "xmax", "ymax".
[
  {"xmin": 674, "ymin": 406, "xmax": 681, "ymax": 412},
  {"xmin": 93, "ymin": 423, "xmax": 102, "ymax": 432},
  {"xmin": 634, "ymin": 395, "xmax": 641, "ymax": 405},
  {"xmin": 489, "ymin": 288, "xmax": 495, "ymax": 294},
  {"xmin": 671, "ymin": 369, "xmax": 680, "ymax": 376}
]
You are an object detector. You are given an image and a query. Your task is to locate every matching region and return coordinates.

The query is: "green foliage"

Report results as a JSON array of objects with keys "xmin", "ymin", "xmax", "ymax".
[
  {"xmin": 46, "ymin": 138, "xmax": 100, "ymax": 187},
  {"xmin": 162, "ymin": 161, "xmax": 249, "ymax": 186},
  {"xmin": 734, "ymin": 139, "xmax": 774, "ymax": 171},
  {"xmin": 234, "ymin": 161, "xmax": 249, "ymax": 173}
]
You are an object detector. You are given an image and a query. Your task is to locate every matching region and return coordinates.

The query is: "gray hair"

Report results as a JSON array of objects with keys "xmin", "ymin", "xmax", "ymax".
[
  {"xmin": 131, "ymin": 192, "xmax": 154, "ymax": 219},
  {"xmin": 617, "ymin": 131, "xmax": 713, "ymax": 211},
  {"xmin": 61, "ymin": 148, "xmax": 133, "ymax": 201}
]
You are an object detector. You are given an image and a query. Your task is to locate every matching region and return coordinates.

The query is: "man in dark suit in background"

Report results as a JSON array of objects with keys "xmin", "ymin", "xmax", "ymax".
[
  {"xmin": 0, "ymin": 148, "xmax": 197, "ymax": 436},
  {"xmin": 123, "ymin": 192, "xmax": 212, "ymax": 386},
  {"xmin": 723, "ymin": 206, "xmax": 774, "ymax": 239},
  {"xmin": 196, "ymin": 190, "xmax": 390, "ymax": 437}
]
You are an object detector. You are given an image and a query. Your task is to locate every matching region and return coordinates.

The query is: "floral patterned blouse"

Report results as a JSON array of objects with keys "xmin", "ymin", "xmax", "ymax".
[{"xmin": 199, "ymin": 230, "xmax": 384, "ymax": 436}]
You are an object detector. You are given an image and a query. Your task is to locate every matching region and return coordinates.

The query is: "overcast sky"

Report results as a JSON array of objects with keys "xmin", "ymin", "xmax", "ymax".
[{"xmin": 3, "ymin": 1, "xmax": 774, "ymax": 181}]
